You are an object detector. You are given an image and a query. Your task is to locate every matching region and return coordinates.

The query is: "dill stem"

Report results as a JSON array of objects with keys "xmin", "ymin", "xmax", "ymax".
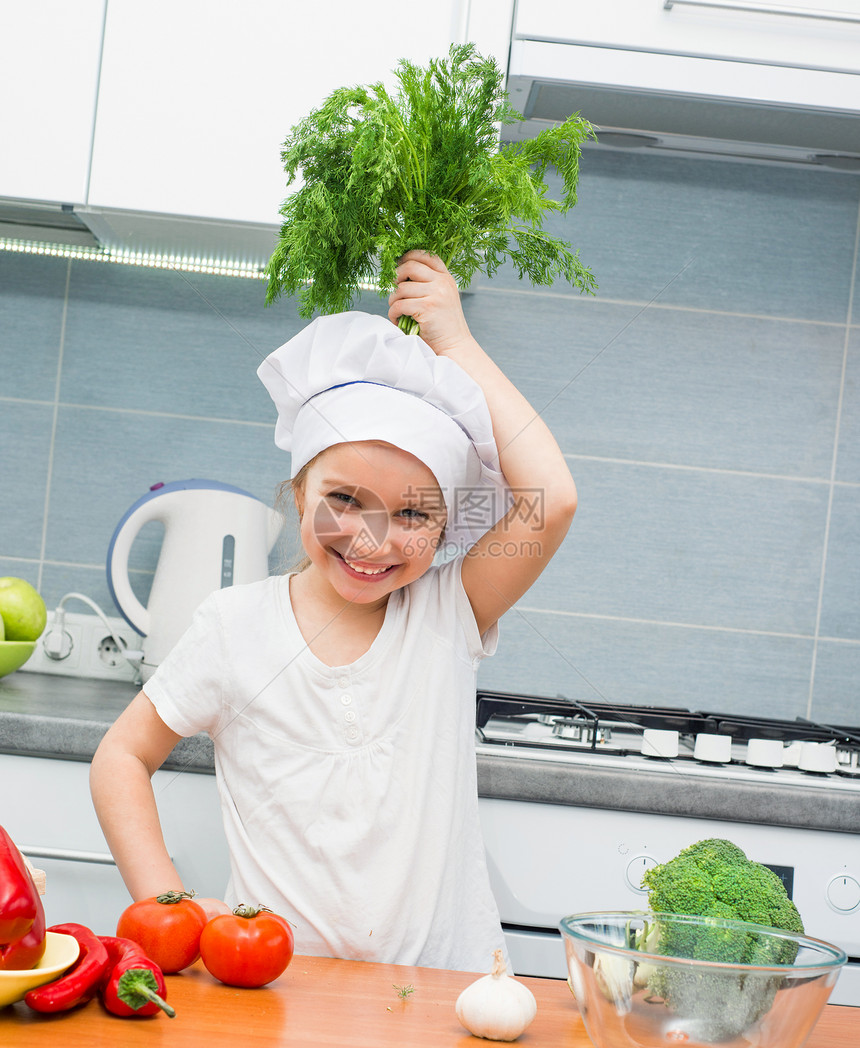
[{"xmin": 391, "ymin": 109, "xmax": 423, "ymax": 195}]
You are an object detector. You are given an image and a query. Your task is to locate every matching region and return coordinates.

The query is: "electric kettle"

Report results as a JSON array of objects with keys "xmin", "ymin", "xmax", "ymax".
[{"xmin": 107, "ymin": 479, "xmax": 284, "ymax": 681}]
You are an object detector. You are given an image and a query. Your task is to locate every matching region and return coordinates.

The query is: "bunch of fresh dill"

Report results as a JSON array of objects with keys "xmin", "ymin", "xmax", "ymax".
[{"xmin": 265, "ymin": 43, "xmax": 596, "ymax": 330}]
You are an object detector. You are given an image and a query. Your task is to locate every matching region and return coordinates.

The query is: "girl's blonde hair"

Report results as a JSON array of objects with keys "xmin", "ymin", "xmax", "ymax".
[{"xmin": 275, "ymin": 460, "xmax": 313, "ymax": 573}]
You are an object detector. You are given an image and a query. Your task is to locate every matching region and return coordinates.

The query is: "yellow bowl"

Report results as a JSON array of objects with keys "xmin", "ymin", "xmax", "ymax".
[
  {"xmin": 0, "ymin": 932, "xmax": 81, "ymax": 1008},
  {"xmin": 0, "ymin": 640, "xmax": 37, "ymax": 679}
]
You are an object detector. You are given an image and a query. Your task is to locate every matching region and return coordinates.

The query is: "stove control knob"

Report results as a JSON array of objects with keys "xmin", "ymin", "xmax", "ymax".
[
  {"xmin": 693, "ymin": 733, "xmax": 732, "ymax": 763},
  {"xmin": 641, "ymin": 729, "xmax": 679, "ymax": 758},
  {"xmin": 746, "ymin": 738, "xmax": 784, "ymax": 768},
  {"xmin": 625, "ymin": 854, "xmax": 657, "ymax": 894},
  {"xmin": 826, "ymin": 874, "xmax": 860, "ymax": 913},
  {"xmin": 798, "ymin": 742, "xmax": 838, "ymax": 774}
]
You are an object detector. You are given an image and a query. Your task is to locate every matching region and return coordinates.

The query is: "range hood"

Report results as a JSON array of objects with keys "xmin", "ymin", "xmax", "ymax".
[{"xmin": 505, "ymin": 37, "xmax": 860, "ymax": 170}]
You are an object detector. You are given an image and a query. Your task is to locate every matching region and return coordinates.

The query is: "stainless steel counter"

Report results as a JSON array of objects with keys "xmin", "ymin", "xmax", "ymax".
[{"xmin": 0, "ymin": 672, "xmax": 212, "ymax": 772}]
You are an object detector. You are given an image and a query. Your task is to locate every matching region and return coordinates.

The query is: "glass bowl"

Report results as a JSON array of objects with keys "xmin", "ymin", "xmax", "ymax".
[{"xmin": 560, "ymin": 911, "xmax": 846, "ymax": 1048}]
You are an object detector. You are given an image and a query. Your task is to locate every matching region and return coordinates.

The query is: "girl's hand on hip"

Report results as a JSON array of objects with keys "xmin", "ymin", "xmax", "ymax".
[{"xmin": 194, "ymin": 897, "xmax": 232, "ymax": 921}]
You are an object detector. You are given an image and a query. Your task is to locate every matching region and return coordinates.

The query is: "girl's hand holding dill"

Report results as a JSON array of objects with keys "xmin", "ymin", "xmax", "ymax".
[
  {"xmin": 389, "ymin": 250, "xmax": 577, "ymax": 636},
  {"xmin": 388, "ymin": 250, "xmax": 474, "ymax": 358}
]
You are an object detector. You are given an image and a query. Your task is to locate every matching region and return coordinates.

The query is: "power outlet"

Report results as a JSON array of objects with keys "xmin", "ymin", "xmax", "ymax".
[{"xmin": 20, "ymin": 611, "xmax": 142, "ymax": 683}]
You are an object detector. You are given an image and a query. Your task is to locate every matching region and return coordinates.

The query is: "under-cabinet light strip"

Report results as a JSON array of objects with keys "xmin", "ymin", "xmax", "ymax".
[
  {"xmin": 0, "ymin": 236, "xmax": 383, "ymax": 293},
  {"xmin": 0, "ymin": 236, "xmax": 267, "ymax": 279}
]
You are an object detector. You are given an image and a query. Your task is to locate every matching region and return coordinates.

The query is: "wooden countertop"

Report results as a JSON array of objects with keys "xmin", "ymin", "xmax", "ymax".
[{"xmin": 1, "ymin": 955, "xmax": 856, "ymax": 1047}]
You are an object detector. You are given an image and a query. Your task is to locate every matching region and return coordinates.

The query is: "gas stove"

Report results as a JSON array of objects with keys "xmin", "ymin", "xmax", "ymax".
[
  {"xmin": 475, "ymin": 692, "xmax": 860, "ymax": 803},
  {"xmin": 473, "ymin": 691, "xmax": 860, "ymax": 1007}
]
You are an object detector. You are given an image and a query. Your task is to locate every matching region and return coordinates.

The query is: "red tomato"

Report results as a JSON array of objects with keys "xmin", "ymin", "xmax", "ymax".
[
  {"xmin": 116, "ymin": 890, "xmax": 208, "ymax": 973},
  {"xmin": 199, "ymin": 905, "xmax": 295, "ymax": 988}
]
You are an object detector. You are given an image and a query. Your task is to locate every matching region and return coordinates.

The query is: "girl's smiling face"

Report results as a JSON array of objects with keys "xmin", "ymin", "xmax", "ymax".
[{"xmin": 294, "ymin": 441, "xmax": 447, "ymax": 605}]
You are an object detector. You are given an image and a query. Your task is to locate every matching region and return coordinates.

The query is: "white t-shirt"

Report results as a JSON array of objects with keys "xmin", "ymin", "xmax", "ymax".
[{"xmin": 144, "ymin": 556, "xmax": 506, "ymax": 971}]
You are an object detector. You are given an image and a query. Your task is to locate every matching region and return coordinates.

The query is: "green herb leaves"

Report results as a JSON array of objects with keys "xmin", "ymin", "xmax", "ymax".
[{"xmin": 265, "ymin": 44, "xmax": 596, "ymax": 318}]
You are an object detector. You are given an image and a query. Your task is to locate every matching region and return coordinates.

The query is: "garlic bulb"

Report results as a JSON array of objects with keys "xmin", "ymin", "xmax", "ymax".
[
  {"xmin": 455, "ymin": 949, "xmax": 537, "ymax": 1042},
  {"xmin": 593, "ymin": 953, "xmax": 634, "ymax": 1012}
]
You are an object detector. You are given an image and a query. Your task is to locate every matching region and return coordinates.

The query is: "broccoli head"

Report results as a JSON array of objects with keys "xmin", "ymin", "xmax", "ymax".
[
  {"xmin": 637, "ymin": 839, "xmax": 806, "ymax": 1041},
  {"xmin": 642, "ymin": 838, "xmax": 804, "ymax": 951}
]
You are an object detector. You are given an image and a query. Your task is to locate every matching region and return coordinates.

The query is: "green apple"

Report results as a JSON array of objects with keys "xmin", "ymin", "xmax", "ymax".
[{"xmin": 0, "ymin": 577, "xmax": 48, "ymax": 642}]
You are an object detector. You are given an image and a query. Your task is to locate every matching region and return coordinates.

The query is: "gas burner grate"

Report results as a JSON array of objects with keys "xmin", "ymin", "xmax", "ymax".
[
  {"xmin": 697, "ymin": 711, "xmax": 860, "ymax": 748},
  {"xmin": 476, "ymin": 691, "xmax": 709, "ymax": 735}
]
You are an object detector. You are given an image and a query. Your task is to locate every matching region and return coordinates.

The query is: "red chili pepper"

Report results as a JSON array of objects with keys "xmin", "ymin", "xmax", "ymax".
[
  {"xmin": 0, "ymin": 825, "xmax": 39, "ymax": 950},
  {"xmin": 98, "ymin": 935, "xmax": 175, "ymax": 1019},
  {"xmin": 24, "ymin": 923, "xmax": 110, "ymax": 1013},
  {"xmin": 0, "ymin": 825, "xmax": 45, "ymax": 971}
]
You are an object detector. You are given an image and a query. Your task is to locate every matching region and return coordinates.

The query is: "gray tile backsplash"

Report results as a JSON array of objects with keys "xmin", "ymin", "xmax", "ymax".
[
  {"xmin": 818, "ymin": 486, "xmax": 860, "ymax": 642},
  {"xmin": 469, "ymin": 295, "xmax": 845, "ymax": 477},
  {"xmin": 1, "ymin": 401, "xmax": 54, "ymax": 561},
  {"xmin": 516, "ymin": 153, "xmax": 859, "ymax": 322},
  {"xmin": 479, "ymin": 610, "xmax": 816, "ymax": 721},
  {"xmin": 524, "ymin": 460, "xmax": 829, "ymax": 636},
  {"xmin": 2, "ymin": 148, "xmax": 859, "ymax": 726},
  {"xmin": 837, "ymin": 329, "xmax": 860, "ymax": 486}
]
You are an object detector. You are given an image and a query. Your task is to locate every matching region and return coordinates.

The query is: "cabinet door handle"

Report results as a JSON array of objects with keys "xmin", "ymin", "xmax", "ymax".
[
  {"xmin": 664, "ymin": 1, "xmax": 860, "ymax": 24},
  {"xmin": 20, "ymin": 845, "xmax": 117, "ymax": 866}
]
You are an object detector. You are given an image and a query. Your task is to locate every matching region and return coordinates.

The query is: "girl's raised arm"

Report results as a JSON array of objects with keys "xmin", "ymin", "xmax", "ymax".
[{"xmin": 388, "ymin": 251, "xmax": 577, "ymax": 636}]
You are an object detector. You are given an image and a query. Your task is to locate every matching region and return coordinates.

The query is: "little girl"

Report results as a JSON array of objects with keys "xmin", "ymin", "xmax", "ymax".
[{"xmin": 90, "ymin": 251, "xmax": 577, "ymax": 971}]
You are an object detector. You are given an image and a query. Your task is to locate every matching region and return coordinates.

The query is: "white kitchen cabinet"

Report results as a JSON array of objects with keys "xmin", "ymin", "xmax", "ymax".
[
  {"xmin": 0, "ymin": 0, "xmax": 106, "ymax": 206},
  {"xmin": 515, "ymin": 0, "xmax": 860, "ymax": 74},
  {"xmin": 86, "ymin": 0, "xmax": 489, "ymax": 227},
  {"xmin": 0, "ymin": 754, "xmax": 229, "ymax": 935}
]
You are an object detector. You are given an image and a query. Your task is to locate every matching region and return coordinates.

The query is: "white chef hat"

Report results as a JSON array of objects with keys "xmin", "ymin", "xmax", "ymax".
[{"xmin": 257, "ymin": 311, "xmax": 511, "ymax": 552}]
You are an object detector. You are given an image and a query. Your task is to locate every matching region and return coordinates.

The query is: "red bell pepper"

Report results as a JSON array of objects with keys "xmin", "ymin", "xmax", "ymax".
[
  {"xmin": 0, "ymin": 825, "xmax": 46, "ymax": 970},
  {"xmin": 24, "ymin": 923, "xmax": 110, "ymax": 1013},
  {"xmin": 98, "ymin": 935, "xmax": 175, "ymax": 1018},
  {"xmin": 0, "ymin": 896, "xmax": 46, "ymax": 971}
]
